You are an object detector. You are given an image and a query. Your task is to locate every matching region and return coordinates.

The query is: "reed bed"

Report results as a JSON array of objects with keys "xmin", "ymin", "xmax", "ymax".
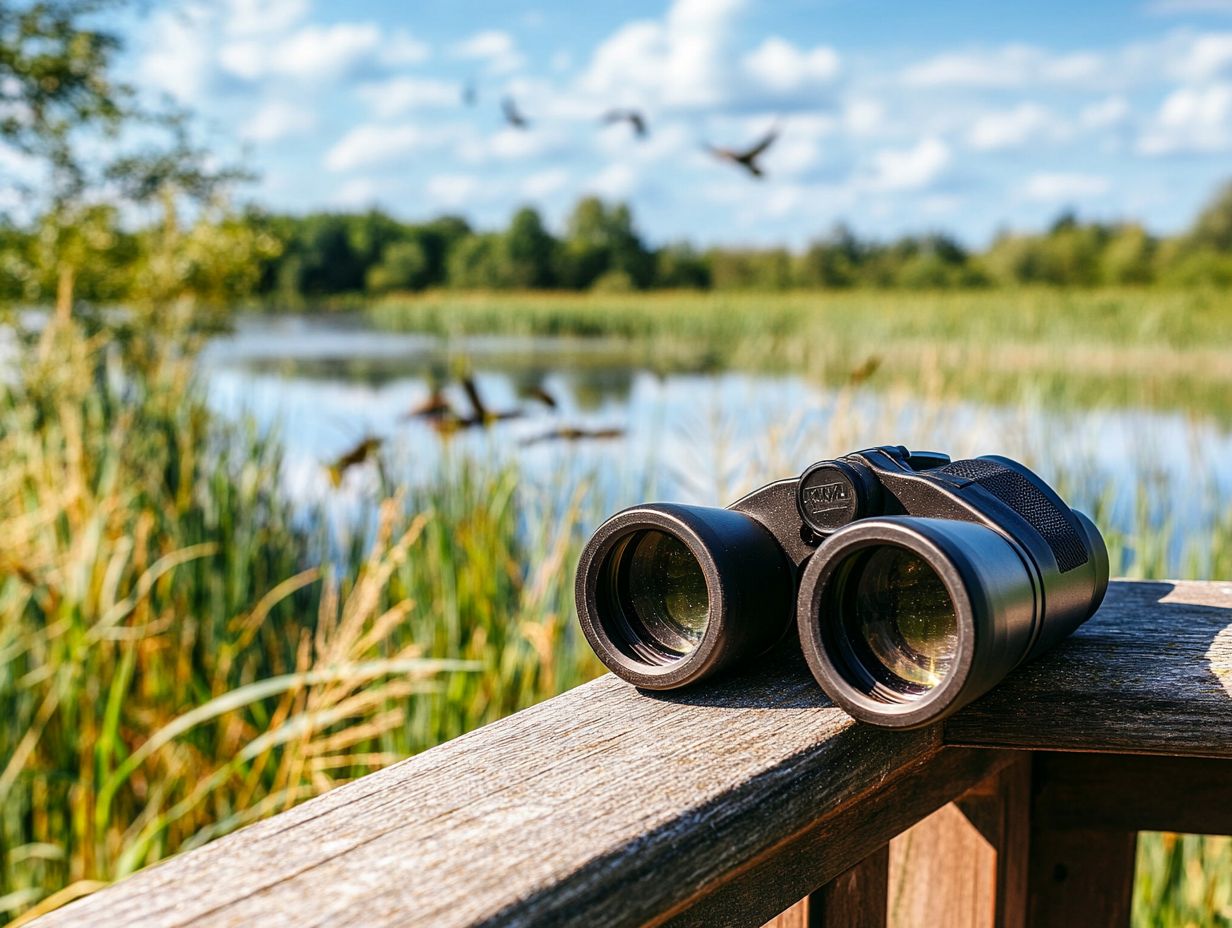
[
  {"xmin": 371, "ymin": 289, "xmax": 1232, "ymax": 419},
  {"xmin": 0, "ymin": 313, "xmax": 599, "ymax": 922}
]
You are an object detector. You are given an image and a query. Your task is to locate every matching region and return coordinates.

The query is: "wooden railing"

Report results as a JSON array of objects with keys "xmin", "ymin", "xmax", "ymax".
[{"xmin": 30, "ymin": 579, "xmax": 1232, "ymax": 927}]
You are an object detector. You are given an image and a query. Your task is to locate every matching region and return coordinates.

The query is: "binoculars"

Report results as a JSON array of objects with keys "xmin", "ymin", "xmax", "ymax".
[{"xmin": 575, "ymin": 446, "xmax": 1108, "ymax": 729}]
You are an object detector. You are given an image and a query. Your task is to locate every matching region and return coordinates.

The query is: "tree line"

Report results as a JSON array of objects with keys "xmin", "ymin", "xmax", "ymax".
[{"xmin": 10, "ymin": 185, "xmax": 1232, "ymax": 308}]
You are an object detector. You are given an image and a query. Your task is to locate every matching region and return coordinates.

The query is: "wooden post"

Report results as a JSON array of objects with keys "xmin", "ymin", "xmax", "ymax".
[
  {"xmin": 1023, "ymin": 753, "xmax": 1139, "ymax": 928},
  {"xmin": 886, "ymin": 754, "xmax": 1031, "ymax": 928},
  {"xmin": 810, "ymin": 845, "xmax": 890, "ymax": 927},
  {"xmin": 1024, "ymin": 826, "xmax": 1136, "ymax": 927},
  {"xmin": 763, "ymin": 846, "xmax": 889, "ymax": 928}
]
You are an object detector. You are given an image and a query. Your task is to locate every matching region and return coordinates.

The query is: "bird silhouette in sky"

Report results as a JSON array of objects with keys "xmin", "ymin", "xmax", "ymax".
[
  {"xmin": 706, "ymin": 126, "xmax": 779, "ymax": 178},
  {"xmin": 601, "ymin": 108, "xmax": 648, "ymax": 138},
  {"xmin": 501, "ymin": 96, "xmax": 530, "ymax": 129},
  {"xmin": 462, "ymin": 80, "xmax": 477, "ymax": 107}
]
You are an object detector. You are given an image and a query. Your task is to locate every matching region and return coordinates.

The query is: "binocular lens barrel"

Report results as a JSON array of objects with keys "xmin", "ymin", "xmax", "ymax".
[
  {"xmin": 576, "ymin": 503, "xmax": 795, "ymax": 689},
  {"xmin": 799, "ymin": 517, "xmax": 1079, "ymax": 728}
]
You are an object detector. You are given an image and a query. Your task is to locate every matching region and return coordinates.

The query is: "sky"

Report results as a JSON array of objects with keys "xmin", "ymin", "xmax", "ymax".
[{"xmin": 113, "ymin": 0, "xmax": 1232, "ymax": 246}]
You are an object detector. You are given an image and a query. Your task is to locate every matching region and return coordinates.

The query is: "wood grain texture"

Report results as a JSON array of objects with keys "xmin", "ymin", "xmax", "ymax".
[
  {"xmin": 945, "ymin": 580, "xmax": 1232, "ymax": 756},
  {"xmin": 33, "ymin": 649, "xmax": 941, "ymax": 928},
  {"xmin": 1025, "ymin": 828, "xmax": 1137, "ymax": 928},
  {"xmin": 762, "ymin": 899, "xmax": 808, "ymax": 928},
  {"xmin": 810, "ymin": 845, "xmax": 889, "ymax": 927},
  {"xmin": 30, "ymin": 580, "xmax": 1232, "ymax": 928},
  {"xmin": 1030, "ymin": 753, "xmax": 1232, "ymax": 835},
  {"xmin": 665, "ymin": 748, "xmax": 1013, "ymax": 928},
  {"xmin": 887, "ymin": 755, "xmax": 1030, "ymax": 928}
]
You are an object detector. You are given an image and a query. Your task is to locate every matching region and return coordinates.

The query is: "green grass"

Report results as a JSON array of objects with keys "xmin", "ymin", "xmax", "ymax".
[
  {"xmin": 2, "ymin": 302, "xmax": 1231, "ymax": 925},
  {"xmin": 0, "ymin": 312, "xmax": 601, "ymax": 921},
  {"xmin": 370, "ymin": 289, "xmax": 1232, "ymax": 419}
]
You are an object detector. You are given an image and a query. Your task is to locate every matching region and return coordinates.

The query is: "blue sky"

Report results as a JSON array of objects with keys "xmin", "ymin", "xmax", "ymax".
[{"xmin": 114, "ymin": 0, "xmax": 1232, "ymax": 246}]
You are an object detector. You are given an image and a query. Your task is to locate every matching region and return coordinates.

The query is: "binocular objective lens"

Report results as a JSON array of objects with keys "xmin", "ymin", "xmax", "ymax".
[
  {"xmin": 838, "ymin": 546, "xmax": 959, "ymax": 693},
  {"xmin": 625, "ymin": 530, "xmax": 709, "ymax": 651}
]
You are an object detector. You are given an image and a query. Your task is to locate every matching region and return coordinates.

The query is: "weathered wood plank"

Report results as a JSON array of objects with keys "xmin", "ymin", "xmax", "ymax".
[
  {"xmin": 945, "ymin": 580, "xmax": 1232, "ymax": 757},
  {"xmin": 34, "ymin": 652, "xmax": 938, "ymax": 928},
  {"xmin": 1029, "ymin": 752, "xmax": 1232, "ymax": 835},
  {"xmin": 30, "ymin": 580, "xmax": 1232, "ymax": 928},
  {"xmin": 887, "ymin": 755, "xmax": 1031, "ymax": 928},
  {"xmin": 665, "ymin": 748, "xmax": 1014, "ymax": 928}
]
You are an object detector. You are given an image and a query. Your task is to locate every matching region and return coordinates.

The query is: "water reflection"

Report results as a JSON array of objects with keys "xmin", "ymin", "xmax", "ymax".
[{"xmin": 201, "ymin": 314, "xmax": 1232, "ymax": 575}]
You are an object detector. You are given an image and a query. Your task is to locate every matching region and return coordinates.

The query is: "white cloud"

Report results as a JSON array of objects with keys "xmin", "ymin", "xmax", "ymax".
[
  {"xmin": 137, "ymin": 1, "xmax": 430, "ymax": 105},
  {"xmin": 867, "ymin": 138, "xmax": 951, "ymax": 191},
  {"xmin": 331, "ymin": 177, "xmax": 380, "ymax": 208},
  {"xmin": 760, "ymin": 117, "xmax": 838, "ymax": 178},
  {"xmin": 903, "ymin": 44, "xmax": 1107, "ymax": 89},
  {"xmin": 225, "ymin": 0, "xmax": 309, "ymax": 37},
  {"xmin": 582, "ymin": 0, "xmax": 839, "ymax": 110},
  {"xmin": 457, "ymin": 126, "xmax": 566, "ymax": 164},
  {"xmin": 383, "ymin": 30, "xmax": 432, "ymax": 66},
  {"xmin": 1172, "ymin": 32, "xmax": 1232, "ymax": 82},
  {"xmin": 138, "ymin": 6, "xmax": 215, "ymax": 101},
  {"xmin": 241, "ymin": 99, "xmax": 316, "ymax": 142},
  {"xmin": 1139, "ymin": 83, "xmax": 1232, "ymax": 153},
  {"xmin": 425, "ymin": 174, "xmax": 480, "ymax": 208},
  {"xmin": 844, "ymin": 98, "xmax": 884, "ymax": 135},
  {"xmin": 222, "ymin": 23, "xmax": 385, "ymax": 82},
  {"xmin": 741, "ymin": 37, "xmax": 840, "ymax": 93},
  {"xmin": 967, "ymin": 103, "xmax": 1060, "ymax": 151},
  {"xmin": 521, "ymin": 168, "xmax": 571, "ymax": 199},
  {"xmin": 453, "ymin": 30, "xmax": 525, "ymax": 74},
  {"xmin": 359, "ymin": 78, "xmax": 461, "ymax": 117},
  {"xmin": 1080, "ymin": 96, "xmax": 1131, "ymax": 129},
  {"xmin": 326, "ymin": 123, "xmax": 453, "ymax": 172},
  {"xmin": 1022, "ymin": 172, "xmax": 1110, "ymax": 202},
  {"xmin": 580, "ymin": 0, "xmax": 747, "ymax": 109},
  {"xmin": 587, "ymin": 163, "xmax": 638, "ymax": 198}
]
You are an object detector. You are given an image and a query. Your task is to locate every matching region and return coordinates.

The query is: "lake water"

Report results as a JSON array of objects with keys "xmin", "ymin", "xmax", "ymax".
[{"xmin": 202, "ymin": 314, "xmax": 1232, "ymax": 572}]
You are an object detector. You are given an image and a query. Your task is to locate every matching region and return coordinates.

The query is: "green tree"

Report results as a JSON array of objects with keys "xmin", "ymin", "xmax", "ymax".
[
  {"xmin": 558, "ymin": 197, "xmax": 650, "ymax": 289},
  {"xmin": 503, "ymin": 206, "xmax": 557, "ymax": 288},
  {"xmin": 1100, "ymin": 224, "xmax": 1155, "ymax": 285},
  {"xmin": 1186, "ymin": 181, "xmax": 1232, "ymax": 252},
  {"xmin": 0, "ymin": 1, "xmax": 128, "ymax": 187},
  {"xmin": 447, "ymin": 233, "xmax": 512, "ymax": 288},
  {"xmin": 367, "ymin": 239, "xmax": 431, "ymax": 293},
  {"xmin": 798, "ymin": 225, "xmax": 863, "ymax": 288},
  {"xmin": 654, "ymin": 242, "xmax": 710, "ymax": 289}
]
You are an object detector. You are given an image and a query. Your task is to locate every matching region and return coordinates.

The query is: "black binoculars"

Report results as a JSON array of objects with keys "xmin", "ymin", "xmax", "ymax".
[{"xmin": 575, "ymin": 446, "xmax": 1108, "ymax": 729}]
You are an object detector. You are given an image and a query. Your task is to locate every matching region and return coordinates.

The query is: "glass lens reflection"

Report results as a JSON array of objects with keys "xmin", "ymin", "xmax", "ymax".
[{"xmin": 853, "ymin": 547, "xmax": 958, "ymax": 689}]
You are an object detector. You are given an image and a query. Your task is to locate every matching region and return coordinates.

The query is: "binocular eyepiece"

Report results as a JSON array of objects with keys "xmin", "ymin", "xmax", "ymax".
[{"xmin": 575, "ymin": 446, "xmax": 1108, "ymax": 729}]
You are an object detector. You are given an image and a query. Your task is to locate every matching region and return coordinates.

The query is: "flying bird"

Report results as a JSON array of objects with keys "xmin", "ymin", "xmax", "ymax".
[
  {"xmin": 521, "ymin": 426, "xmax": 625, "ymax": 447},
  {"xmin": 326, "ymin": 436, "xmax": 382, "ymax": 487},
  {"xmin": 462, "ymin": 80, "xmax": 477, "ymax": 107},
  {"xmin": 705, "ymin": 127, "xmax": 779, "ymax": 178},
  {"xmin": 601, "ymin": 108, "xmax": 647, "ymax": 138},
  {"xmin": 403, "ymin": 387, "xmax": 454, "ymax": 422},
  {"xmin": 460, "ymin": 375, "xmax": 522, "ymax": 426},
  {"xmin": 501, "ymin": 96, "xmax": 530, "ymax": 129},
  {"xmin": 848, "ymin": 355, "xmax": 883, "ymax": 386},
  {"xmin": 522, "ymin": 385, "xmax": 559, "ymax": 410}
]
